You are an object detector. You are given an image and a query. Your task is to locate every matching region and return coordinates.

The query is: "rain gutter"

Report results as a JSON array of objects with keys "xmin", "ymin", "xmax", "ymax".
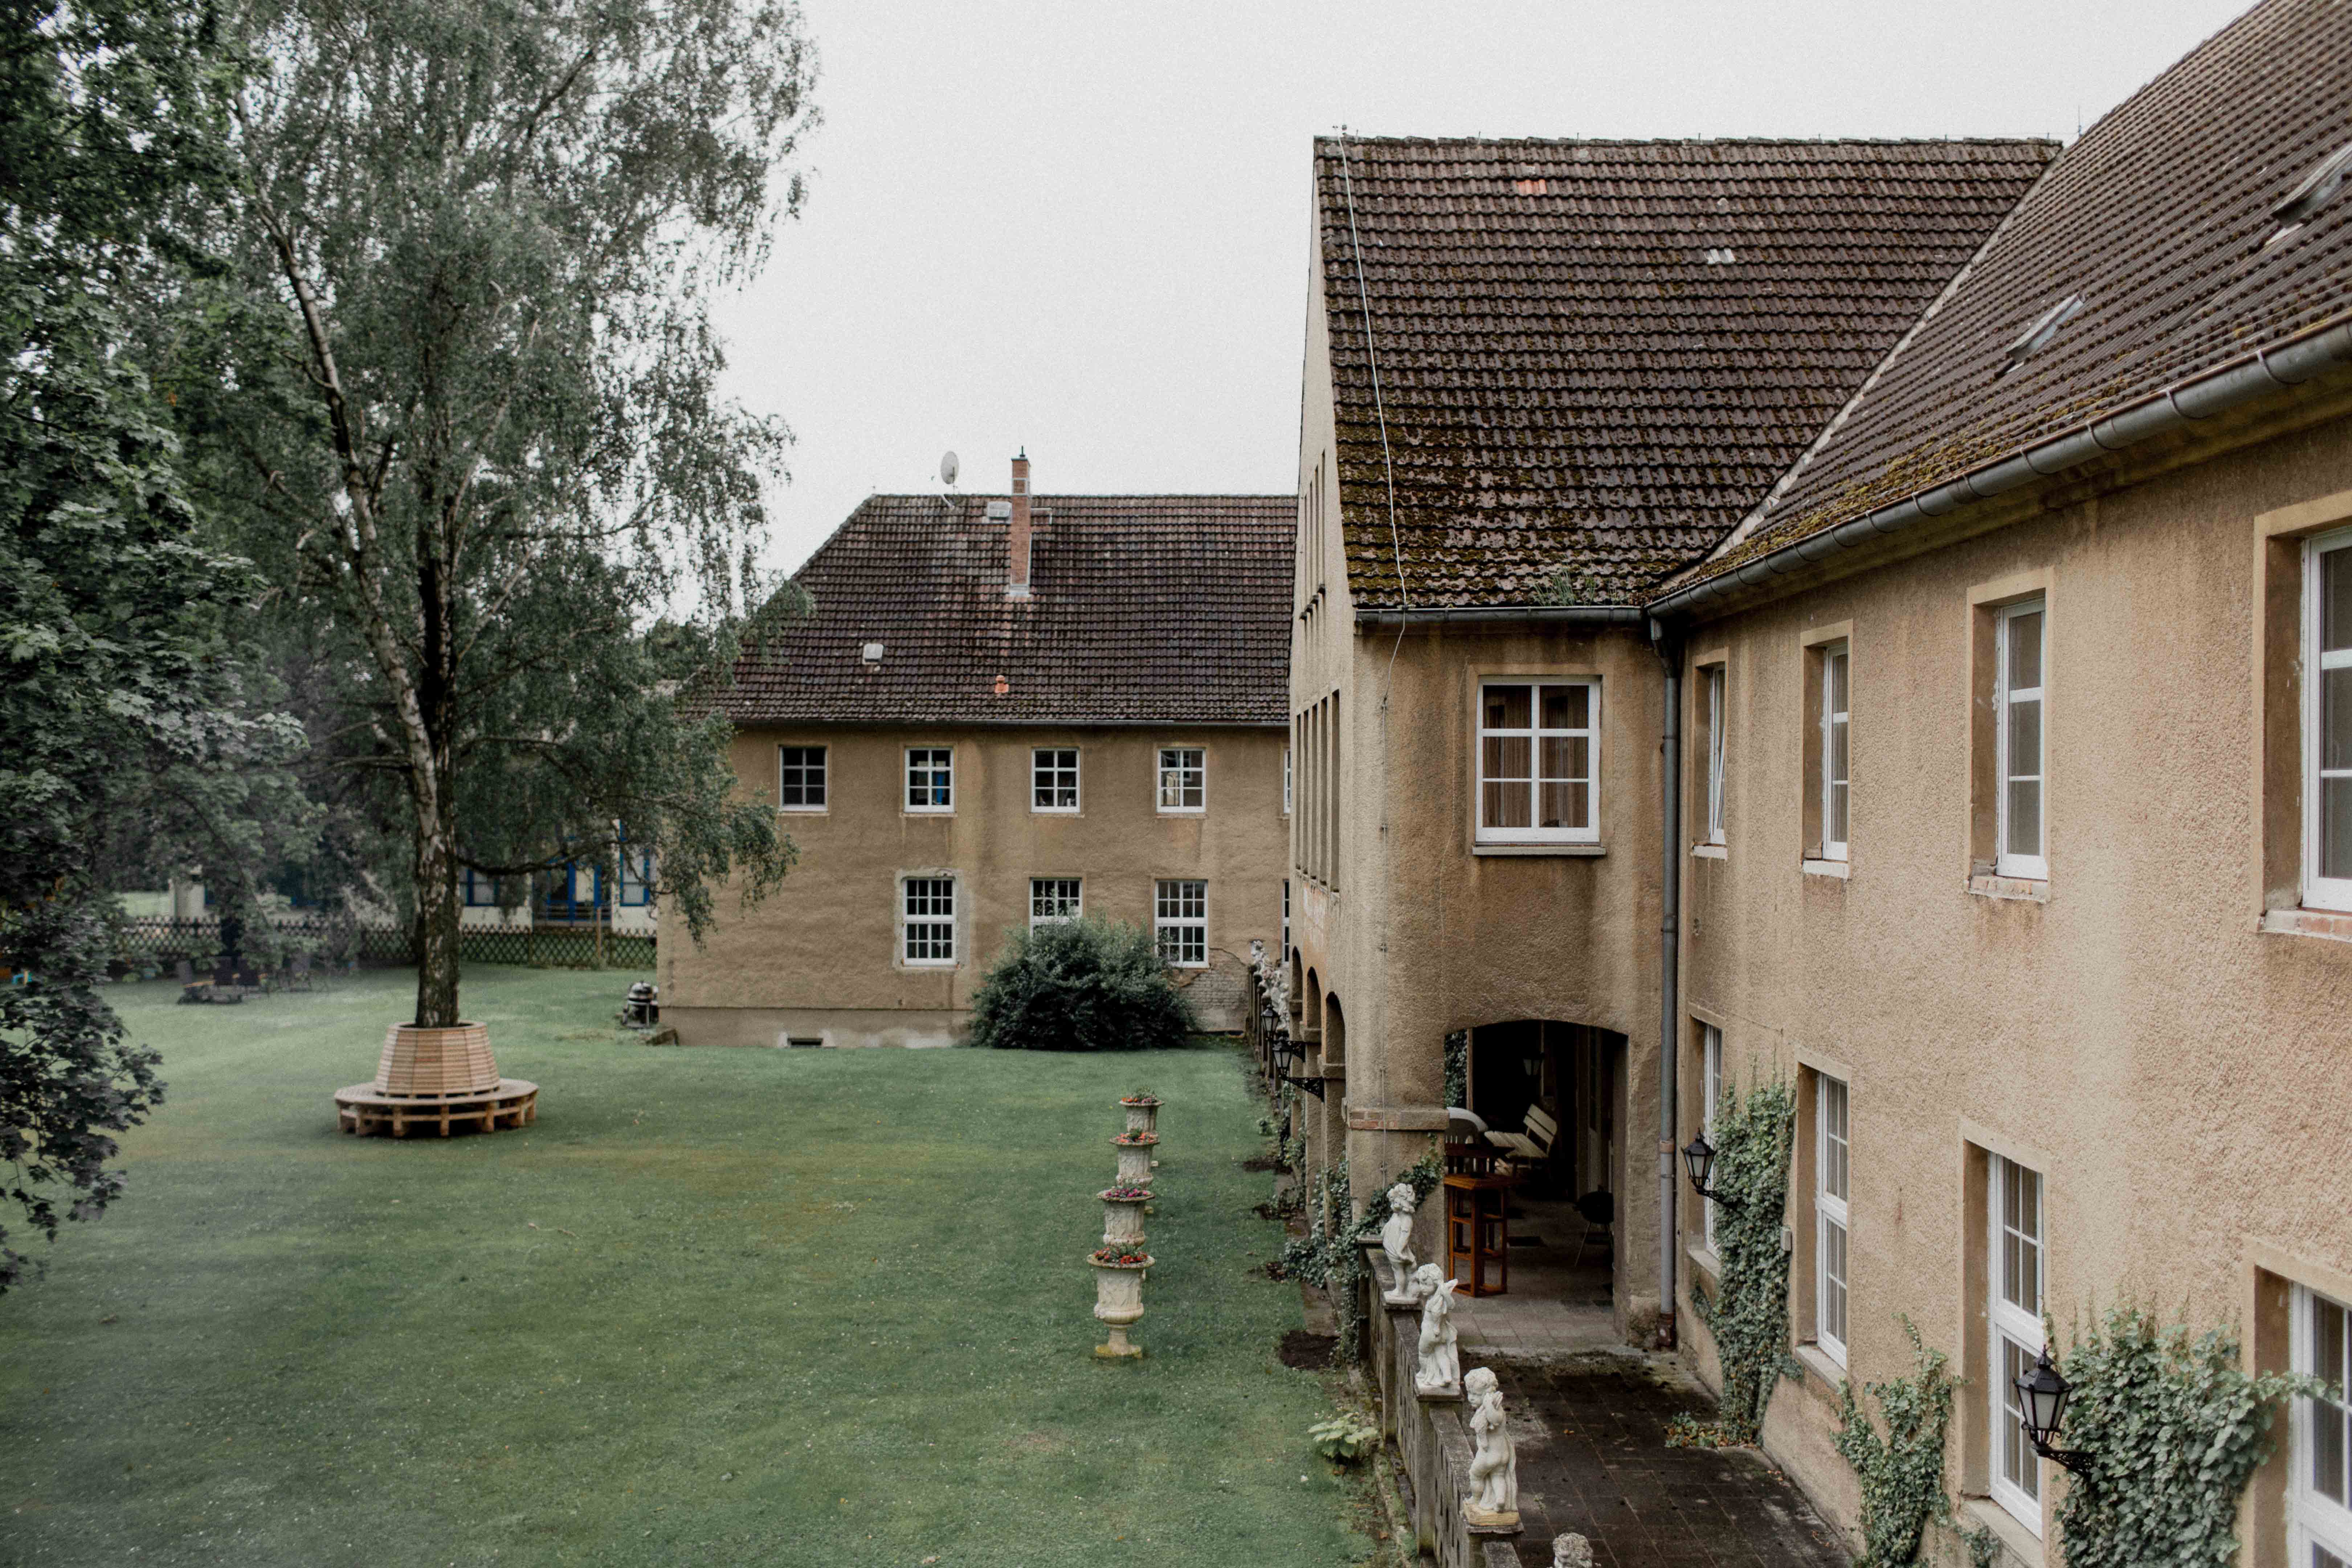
[
  {"xmin": 1353, "ymin": 604, "xmax": 1645, "ymax": 630},
  {"xmin": 1648, "ymin": 315, "xmax": 2352, "ymax": 620}
]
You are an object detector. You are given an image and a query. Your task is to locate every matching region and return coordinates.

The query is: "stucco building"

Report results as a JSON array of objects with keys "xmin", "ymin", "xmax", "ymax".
[
  {"xmin": 1289, "ymin": 1, "xmax": 2352, "ymax": 1562},
  {"xmin": 661, "ymin": 459, "xmax": 1294, "ymax": 1048}
]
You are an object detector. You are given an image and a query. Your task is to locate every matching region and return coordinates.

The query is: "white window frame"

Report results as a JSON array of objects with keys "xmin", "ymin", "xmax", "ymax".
[
  {"xmin": 1815, "ymin": 1075, "xmax": 1850, "ymax": 1367},
  {"xmin": 1029, "ymin": 877, "xmax": 1082, "ymax": 927},
  {"xmin": 1700, "ymin": 1023, "xmax": 1723, "ymax": 1253},
  {"xmin": 1475, "ymin": 678, "xmax": 1601, "ymax": 845},
  {"xmin": 1154, "ymin": 878, "xmax": 1207, "ymax": 968},
  {"xmin": 1281, "ymin": 878, "xmax": 1291, "ymax": 961},
  {"xmin": 1704, "ymin": 664, "xmax": 1727, "ymax": 845},
  {"xmin": 2304, "ymin": 529, "xmax": 2352, "ymax": 911},
  {"xmin": 905, "ymin": 747, "xmax": 954, "ymax": 814},
  {"xmin": 1156, "ymin": 746, "xmax": 1206, "ymax": 814},
  {"xmin": 1032, "ymin": 747, "xmax": 1081, "ymax": 814},
  {"xmin": 1283, "ymin": 746, "xmax": 1293, "ymax": 816},
  {"xmin": 462, "ymin": 868, "xmax": 501, "ymax": 907},
  {"xmin": 778, "ymin": 744, "xmax": 828, "ymax": 812},
  {"xmin": 1995, "ymin": 600, "xmax": 2048, "ymax": 880},
  {"xmin": 1988, "ymin": 1154, "xmax": 2046, "ymax": 1533},
  {"xmin": 2295, "ymin": 1283, "xmax": 2352, "ymax": 1567},
  {"xmin": 1821, "ymin": 643, "xmax": 1850, "ymax": 862},
  {"xmin": 901, "ymin": 875, "xmax": 956, "ymax": 965}
]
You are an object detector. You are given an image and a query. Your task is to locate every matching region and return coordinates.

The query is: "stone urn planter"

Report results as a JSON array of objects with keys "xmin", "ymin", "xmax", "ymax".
[
  {"xmin": 1120, "ymin": 1093, "xmax": 1161, "ymax": 1138},
  {"xmin": 1099, "ymin": 1185, "xmax": 1153, "ymax": 1248},
  {"xmin": 1089, "ymin": 1247, "xmax": 1152, "ymax": 1358},
  {"xmin": 1110, "ymin": 1132, "xmax": 1157, "ymax": 1186}
]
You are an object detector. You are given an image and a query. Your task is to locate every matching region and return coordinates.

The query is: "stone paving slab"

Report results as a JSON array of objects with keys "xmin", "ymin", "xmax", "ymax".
[{"xmin": 1484, "ymin": 1352, "xmax": 1849, "ymax": 1568}]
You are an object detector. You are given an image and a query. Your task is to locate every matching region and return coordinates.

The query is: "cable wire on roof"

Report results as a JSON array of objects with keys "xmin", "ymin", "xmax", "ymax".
[{"xmin": 1336, "ymin": 130, "xmax": 1409, "ymax": 613}]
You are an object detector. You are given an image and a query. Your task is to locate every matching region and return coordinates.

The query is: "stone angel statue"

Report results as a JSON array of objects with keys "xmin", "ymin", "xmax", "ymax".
[
  {"xmin": 1463, "ymin": 1366, "xmax": 1520, "ymax": 1528},
  {"xmin": 1413, "ymin": 1268, "xmax": 1462, "ymax": 1396},
  {"xmin": 1379, "ymin": 1182, "xmax": 1422, "ymax": 1302}
]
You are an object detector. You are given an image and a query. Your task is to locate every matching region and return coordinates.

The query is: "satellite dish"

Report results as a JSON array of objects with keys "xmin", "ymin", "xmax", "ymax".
[{"xmin": 939, "ymin": 450, "xmax": 959, "ymax": 487}]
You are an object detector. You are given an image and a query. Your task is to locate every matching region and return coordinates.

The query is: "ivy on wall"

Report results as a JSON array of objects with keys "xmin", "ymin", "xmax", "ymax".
[
  {"xmin": 1444, "ymin": 1031, "xmax": 1468, "ymax": 1112},
  {"xmin": 1676, "ymin": 1075, "xmax": 1795, "ymax": 1446},
  {"xmin": 1833, "ymin": 1317, "xmax": 1960, "ymax": 1567},
  {"xmin": 2053, "ymin": 1306, "xmax": 2318, "ymax": 1568},
  {"xmin": 1276, "ymin": 1144, "xmax": 1445, "ymax": 1365}
]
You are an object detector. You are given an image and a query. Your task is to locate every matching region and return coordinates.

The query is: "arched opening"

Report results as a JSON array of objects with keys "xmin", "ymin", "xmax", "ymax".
[
  {"xmin": 1302, "ymin": 970, "xmax": 1323, "ymax": 1039},
  {"xmin": 1287, "ymin": 951, "xmax": 1304, "ymax": 1023},
  {"xmin": 1323, "ymin": 992, "xmax": 1346, "ymax": 1068},
  {"xmin": 1445, "ymin": 1019, "xmax": 1626, "ymax": 1328}
]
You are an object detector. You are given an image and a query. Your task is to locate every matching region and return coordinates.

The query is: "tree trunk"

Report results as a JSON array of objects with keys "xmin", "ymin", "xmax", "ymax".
[
  {"xmin": 410, "ymin": 520, "xmax": 462, "ymax": 1028},
  {"xmin": 411, "ymin": 788, "xmax": 462, "ymax": 1027}
]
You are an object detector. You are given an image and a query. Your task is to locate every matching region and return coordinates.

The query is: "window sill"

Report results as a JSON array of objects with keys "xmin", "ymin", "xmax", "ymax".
[
  {"xmin": 1801, "ymin": 858, "xmax": 1850, "ymax": 879},
  {"xmin": 1791, "ymin": 1340, "xmax": 1846, "ymax": 1393},
  {"xmin": 1691, "ymin": 843, "xmax": 1727, "ymax": 861},
  {"xmin": 1473, "ymin": 843, "xmax": 1606, "ymax": 858},
  {"xmin": 779, "ymin": 807, "xmax": 829, "ymax": 816},
  {"xmin": 1959, "ymin": 1495, "xmax": 2045, "ymax": 1565},
  {"xmin": 903, "ymin": 809, "xmax": 955, "ymax": 818},
  {"xmin": 1969, "ymin": 873, "xmax": 2049, "ymax": 903},
  {"xmin": 1685, "ymin": 1242, "xmax": 1720, "ymax": 1281},
  {"xmin": 2260, "ymin": 905, "xmax": 2352, "ymax": 943}
]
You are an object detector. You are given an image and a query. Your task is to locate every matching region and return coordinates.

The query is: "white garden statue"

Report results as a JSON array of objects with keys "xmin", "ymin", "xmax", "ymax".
[
  {"xmin": 1413, "ymin": 1269, "xmax": 1462, "ymax": 1397},
  {"xmin": 1379, "ymin": 1182, "xmax": 1421, "ymax": 1302},
  {"xmin": 1463, "ymin": 1367, "xmax": 1521, "ymax": 1530}
]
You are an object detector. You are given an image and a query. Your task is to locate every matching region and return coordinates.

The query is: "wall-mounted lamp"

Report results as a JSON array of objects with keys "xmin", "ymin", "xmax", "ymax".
[
  {"xmin": 1270, "ymin": 1032, "xmax": 1326, "ymax": 1101},
  {"xmin": 2014, "ymin": 1347, "xmax": 2098, "ymax": 1486},
  {"xmin": 1680, "ymin": 1133, "xmax": 1743, "ymax": 1207}
]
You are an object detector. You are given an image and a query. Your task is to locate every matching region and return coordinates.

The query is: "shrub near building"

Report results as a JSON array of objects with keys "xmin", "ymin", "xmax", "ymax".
[{"xmin": 966, "ymin": 917, "xmax": 1196, "ymax": 1052}]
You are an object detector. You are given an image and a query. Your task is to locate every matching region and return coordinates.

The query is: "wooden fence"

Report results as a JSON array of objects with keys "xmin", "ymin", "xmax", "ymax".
[{"xmin": 111, "ymin": 917, "xmax": 653, "ymax": 973}]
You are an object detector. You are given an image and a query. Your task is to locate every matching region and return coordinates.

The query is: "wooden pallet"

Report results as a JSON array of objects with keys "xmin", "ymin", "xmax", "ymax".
[{"xmin": 334, "ymin": 1079, "xmax": 539, "ymax": 1138}]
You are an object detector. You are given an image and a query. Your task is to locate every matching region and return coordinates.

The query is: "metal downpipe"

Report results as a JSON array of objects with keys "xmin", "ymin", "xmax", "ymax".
[{"xmin": 1648, "ymin": 616, "xmax": 1681, "ymax": 1349}]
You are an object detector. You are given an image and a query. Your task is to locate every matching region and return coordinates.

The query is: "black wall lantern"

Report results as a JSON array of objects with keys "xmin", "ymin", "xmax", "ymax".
[
  {"xmin": 2014, "ymin": 1347, "xmax": 2098, "ymax": 1485},
  {"xmin": 1680, "ymin": 1132, "xmax": 1743, "ymax": 1207},
  {"xmin": 1270, "ymin": 1032, "xmax": 1326, "ymax": 1100}
]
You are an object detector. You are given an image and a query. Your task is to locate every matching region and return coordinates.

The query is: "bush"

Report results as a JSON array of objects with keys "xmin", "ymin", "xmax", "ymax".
[{"xmin": 965, "ymin": 917, "xmax": 1196, "ymax": 1052}]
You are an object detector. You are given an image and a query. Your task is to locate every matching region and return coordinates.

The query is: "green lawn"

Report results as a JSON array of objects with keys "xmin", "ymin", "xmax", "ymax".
[{"xmin": 0, "ymin": 968, "xmax": 1361, "ymax": 1567}]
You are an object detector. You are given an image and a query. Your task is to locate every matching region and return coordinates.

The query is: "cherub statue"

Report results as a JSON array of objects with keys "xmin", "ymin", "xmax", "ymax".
[
  {"xmin": 1413, "ymin": 1270, "xmax": 1462, "ymax": 1396},
  {"xmin": 1379, "ymin": 1182, "xmax": 1421, "ymax": 1302},
  {"xmin": 1463, "ymin": 1367, "xmax": 1520, "ymax": 1528}
]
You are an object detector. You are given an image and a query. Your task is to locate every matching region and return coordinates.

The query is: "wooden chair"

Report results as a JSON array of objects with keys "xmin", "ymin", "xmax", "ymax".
[
  {"xmin": 1486, "ymin": 1105, "xmax": 1560, "ymax": 1180},
  {"xmin": 1441, "ymin": 1140, "xmax": 1515, "ymax": 1296}
]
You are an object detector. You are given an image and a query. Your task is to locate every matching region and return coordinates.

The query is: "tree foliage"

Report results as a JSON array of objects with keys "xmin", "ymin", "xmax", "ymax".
[
  {"xmin": 965, "ymin": 918, "xmax": 1197, "ymax": 1053},
  {"xmin": 1681, "ymin": 1075, "xmax": 1797, "ymax": 1446},
  {"xmin": 180, "ymin": 0, "xmax": 820, "ymax": 1027},
  {"xmin": 0, "ymin": 0, "xmax": 281, "ymax": 1288},
  {"xmin": 2053, "ymin": 1307, "xmax": 2316, "ymax": 1568}
]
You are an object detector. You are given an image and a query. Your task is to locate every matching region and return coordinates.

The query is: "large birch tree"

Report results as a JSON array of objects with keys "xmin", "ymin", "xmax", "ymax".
[{"xmin": 187, "ymin": 0, "xmax": 816, "ymax": 1027}]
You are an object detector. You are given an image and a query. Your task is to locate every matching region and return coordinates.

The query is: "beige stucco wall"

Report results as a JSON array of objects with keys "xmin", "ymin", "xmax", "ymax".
[
  {"xmin": 1288, "ymin": 220, "xmax": 1666, "ymax": 1336},
  {"xmin": 661, "ymin": 723, "xmax": 1290, "ymax": 1048},
  {"xmin": 1671, "ymin": 407, "xmax": 2352, "ymax": 1561}
]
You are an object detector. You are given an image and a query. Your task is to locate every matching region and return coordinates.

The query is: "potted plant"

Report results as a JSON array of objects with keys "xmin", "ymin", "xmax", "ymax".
[
  {"xmin": 1119, "ymin": 1090, "xmax": 1161, "ymax": 1138},
  {"xmin": 1099, "ymin": 1184, "xmax": 1154, "ymax": 1248},
  {"xmin": 1109, "ymin": 1130, "xmax": 1158, "ymax": 1185},
  {"xmin": 1088, "ymin": 1245, "xmax": 1152, "ymax": 1358}
]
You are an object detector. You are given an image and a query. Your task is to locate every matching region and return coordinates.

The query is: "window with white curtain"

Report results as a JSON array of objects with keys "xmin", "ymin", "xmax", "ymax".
[
  {"xmin": 1705, "ymin": 664, "xmax": 1727, "ymax": 845},
  {"xmin": 1032, "ymin": 748, "xmax": 1079, "ymax": 813},
  {"xmin": 1154, "ymin": 879, "xmax": 1206, "ymax": 967},
  {"xmin": 902, "ymin": 877, "xmax": 955, "ymax": 964},
  {"xmin": 1700, "ymin": 1023, "xmax": 1723, "ymax": 1251},
  {"xmin": 1477, "ymin": 680, "xmax": 1599, "ymax": 844},
  {"xmin": 1821, "ymin": 643, "xmax": 1850, "ymax": 861}
]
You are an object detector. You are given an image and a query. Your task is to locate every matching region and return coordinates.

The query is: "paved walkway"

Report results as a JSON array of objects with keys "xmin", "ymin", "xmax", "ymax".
[{"xmin": 1485, "ymin": 1353, "xmax": 1848, "ymax": 1568}]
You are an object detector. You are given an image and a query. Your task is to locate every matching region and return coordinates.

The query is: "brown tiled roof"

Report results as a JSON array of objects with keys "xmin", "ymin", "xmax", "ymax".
[
  {"xmin": 717, "ymin": 495, "xmax": 1294, "ymax": 727},
  {"xmin": 1315, "ymin": 135, "xmax": 2058, "ymax": 609},
  {"xmin": 1695, "ymin": 0, "xmax": 2352, "ymax": 583}
]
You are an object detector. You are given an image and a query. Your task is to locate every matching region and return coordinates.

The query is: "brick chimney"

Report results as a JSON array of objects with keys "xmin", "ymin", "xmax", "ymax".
[{"xmin": 1007, "ymin": 450, "xmax": 1032, "ymax": 599}]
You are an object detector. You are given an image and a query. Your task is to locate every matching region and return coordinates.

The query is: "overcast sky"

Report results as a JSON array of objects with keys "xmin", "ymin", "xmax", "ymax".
[{"xmin": 710, "ymin": 0, "xmax": 2256, "ymax": 578}]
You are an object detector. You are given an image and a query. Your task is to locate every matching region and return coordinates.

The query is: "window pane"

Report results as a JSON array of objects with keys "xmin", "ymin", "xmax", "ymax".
[
  {"xmin": 2318, "ymin": 1295, "xmax": 2348, "ymax": 1505},
  {"xmin": 2325, "ymin": 778, "xmax": 2352, "ymax": 882},
  {"xmin": 1828, "ymin": 649, "xmax": 1849, "ymax": 713},
  {"xmin": 1829, "ymin": 714, "xmax": 1849, "ymax": 787},
  {"xmin": 1823, "ymin": 1221, "xmax": 1847, "ymax": 1344},
  {"xmin": 2008, "ymin": 609, "xmax": 2044, "ymax": 690},
  {"xmin": 1829, "ymin": 780, "xmax": 1850, "ymax": 845},
  {"xmin": 2007, "ymin": 779, "xmax": 2042, "ymax": 858},
  {"xmin": 1485, "ymin": 734, "xmax": 1531, "ymax": 781},
  {"xmin": 2002, "ymin": 1337, "xmax": 2042, "ymax": 1500},
  {"xmin": 1540, "ymin": 683, "xmax": 1588, "ymax": 730},
  {"xmin": 2325, "ymin": 547, "xmax": 2352, "ymax": 653},
  {"xmin": 2315, "ymin": 1547, "xmax": 2347, "ymax": 1568},
  {"xmin": 2326, "ymin": 666, "xmax": 2352, "ymax": 771},
  {"xmin": 1538, "ymin": 780, "xmax": 1589, "ymax": 830},
  {"xmin": 1483, "ymin": 781, "xmax": 1529, "ymax": 830},
  {"xmin": 1539, "ymin": 735, "xmax": 1588, "ymax": 784},
  {"xmin": 1485, "ymin": 685, "xmax": 1531, "ymax": 730},
  {"xmin": 2008, "ymin": 695, "xmax": 2043, "ymax": 780}
]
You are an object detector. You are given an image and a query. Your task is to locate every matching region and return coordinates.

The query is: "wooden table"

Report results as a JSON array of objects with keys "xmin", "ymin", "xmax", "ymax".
[{"xmin": 1443, "ymin": 1170, "xmax": 1517, "ymax": 1297}]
